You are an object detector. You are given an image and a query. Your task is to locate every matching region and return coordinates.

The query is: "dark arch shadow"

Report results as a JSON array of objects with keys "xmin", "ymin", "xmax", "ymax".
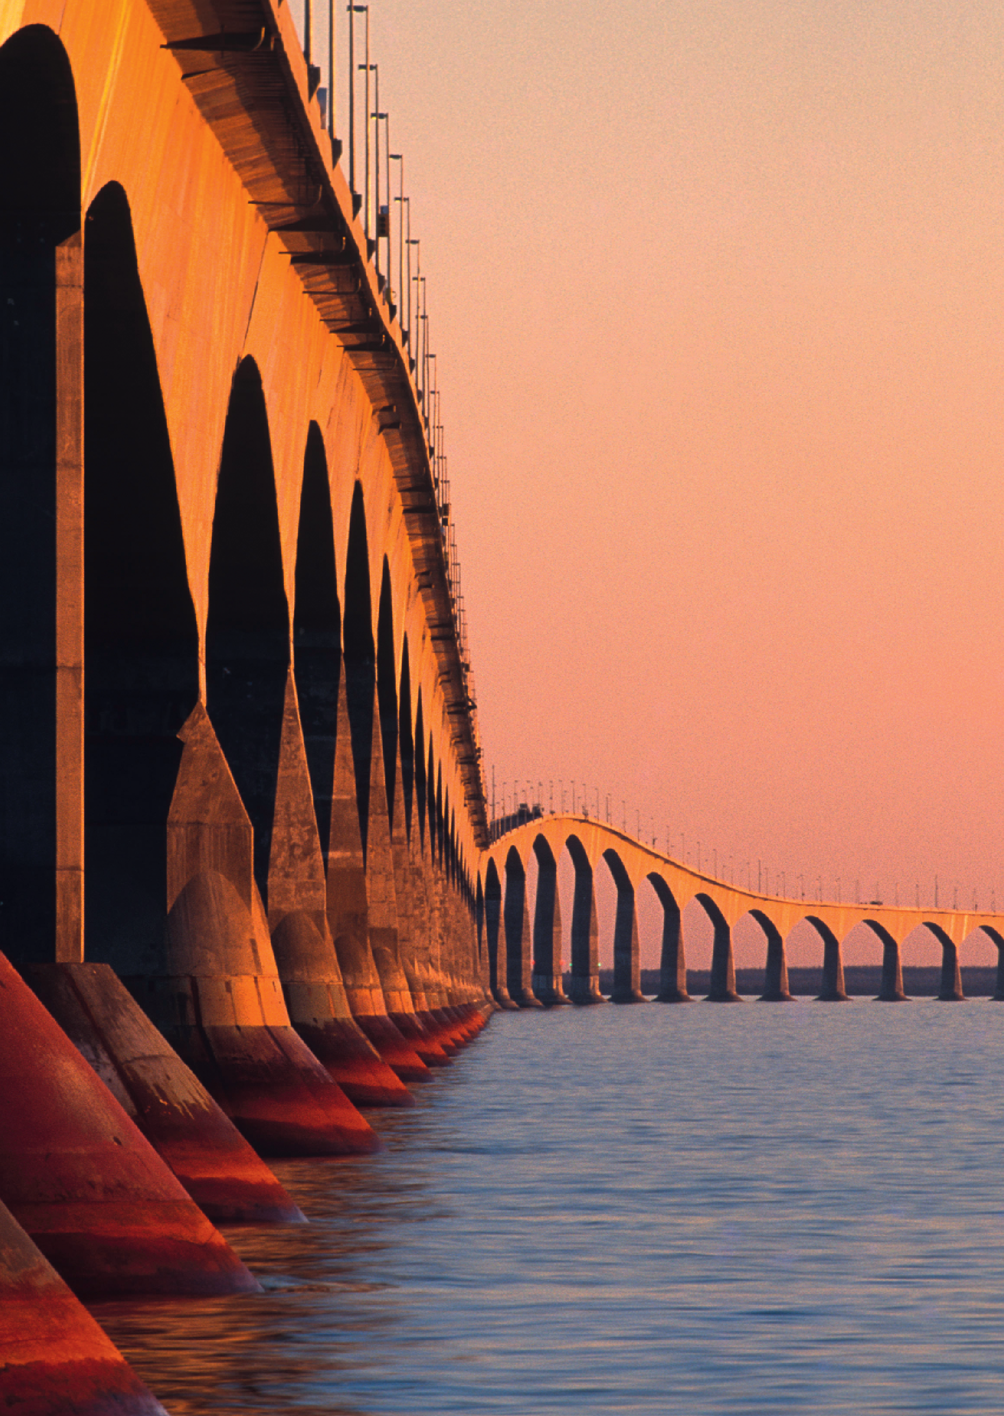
[
  {"xmin": 649, "ymin": 874, "xmax": 689, "ymax": 1002},
  {"xmin": 802, "ymin": 915, "xmax": 849, "ymax": 1000},
  {"xmin": 413, "ymin": 692, "xmax": 427, "ymax": 851},
  {"xmin": 503, "ymin": 844, "xmax": 538, "ymax": 1007},
  {"xmin": 0, "ymin": 26, "xmax": 82, "ymax": 963},
  {"xmin": 602, "ymin": 848, "xmax": 645, "ymax": 1003},
  {"xmin": 206, "ymin": 357, "xmax": 289, "ymax": 903},
  {"xmin": 376, "ymin": 558, "xmax": 398, "ymax": 825},
  {"xmin": 398, "ymin": 637, "xmax": 414, "ymax": 839},
  {"xmin": 83, "ymin": 181, "xmax": 199, "ymax": 977},
  {"xmin": 343, "ymin": 483, "xmax": 375, "ymax": 853},
  {"xmin": 293, "ymin": 422, "xmax": 340, "ymax": 857}
]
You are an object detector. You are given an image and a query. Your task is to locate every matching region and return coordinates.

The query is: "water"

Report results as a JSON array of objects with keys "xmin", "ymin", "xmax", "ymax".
[{"xmin": 92, "ymin": 1001, "xmax": 1004, "ymax": 1414}]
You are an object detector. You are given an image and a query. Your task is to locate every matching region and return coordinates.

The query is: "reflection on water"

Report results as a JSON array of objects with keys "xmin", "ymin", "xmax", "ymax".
[{"xmin": 92, "ymin": 1003, "xmax": 1004, "ymax": 1415}]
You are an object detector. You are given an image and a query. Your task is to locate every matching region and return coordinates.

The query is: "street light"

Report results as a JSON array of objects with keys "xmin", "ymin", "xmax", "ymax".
[{"xmin": 348, "ymin": 5, "xmax": 368, "ymax": 209}]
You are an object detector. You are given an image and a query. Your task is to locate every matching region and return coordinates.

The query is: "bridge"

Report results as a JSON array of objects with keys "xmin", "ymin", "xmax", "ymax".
[
  {"xmin": 0, "ymin": 0, "xmax": 994, "ymax": 1409},
  {"xmin": 482, "ymin": 815, "xmax": 1004, "ymax": 1006}
]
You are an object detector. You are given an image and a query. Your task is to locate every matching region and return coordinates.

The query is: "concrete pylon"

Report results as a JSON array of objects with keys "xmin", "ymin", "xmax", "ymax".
[
  {"xmin": 504, "ymin": 854, "xmax": 543, "ymax": 1008},
  {"xmin": 268, "ymin": 671, "xmax": 414, "ymax": 1106},
  {"xmin": 609, "ymin": 872, "xmax": 646, "ymax": 1004},
  {"xmin": 653, "ymin": 880, "xmax": 691, "ymax": 1002},
  {"xmin": 755, "ymin": 911, "xmax": 796, "ymax": 1001},
  {"xmin": 141, "ymin": 701, "xmax": 379, "ymax": 1155},
  {"xmin": 407, "ymin": 828, "xmax": 470, "ymax": 1049},
  {"xmin": 873, "ymin": 923, "xmax": 909, "ymax": 1001},
  {"xmin": 0, "ymin": 1195, "xmax": 170, "ymax": 1415},
  {"xmin": 484, "ymin": 865, "xmax": 517, "ymax": 1009},
  {"xmin": 0, "ymin": 950, "xmax": 259, "ymax": 1299},
  {"xmin": 926, "ymin": 922, "xmax": 966, "ymax": 1001},
  {"xmin": 326, "ymin": 675, "xmax": 428, "ymax": 1081},
  {"xmin": 531, "ymin": 840, "xmax": 571, "ymax": 1006},
  {"xmin": 387, "ymin": 737, "xmax": 452, "ymax": 1061},
  {"xmin": 702, "ymin": 894, "xmax": 743, "ymax": 1002},
  {"xmin": 811, "ymin": 917, "xmax": 851, "ymax": 1001},
  {"xmin": 24, "ymin": 962, "xmax": 304, "ymax": 1224},
  {"xmin": 566, "ymin": 845, "xmax": 606, "ymax": 1005}
]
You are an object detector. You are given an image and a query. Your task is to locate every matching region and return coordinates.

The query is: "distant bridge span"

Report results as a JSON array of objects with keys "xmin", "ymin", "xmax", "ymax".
[{"xmin": 481, "ymin": 815, "xmax": 1004, "ymax": 1006}]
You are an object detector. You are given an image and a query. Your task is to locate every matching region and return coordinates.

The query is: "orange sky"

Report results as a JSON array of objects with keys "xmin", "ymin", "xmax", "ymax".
[{"xmin": 331, "ymin": 2, "xmax": 1004, "ymax": 966}]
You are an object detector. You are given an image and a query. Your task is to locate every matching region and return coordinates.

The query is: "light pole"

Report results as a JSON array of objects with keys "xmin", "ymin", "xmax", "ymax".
[
  {"xmin": 389, "ymin": 152, "xmax": 403, "ymax": 315},
  {"xmin": 348, "ymin": 5, "xmax": 368, "ymax": 210}
]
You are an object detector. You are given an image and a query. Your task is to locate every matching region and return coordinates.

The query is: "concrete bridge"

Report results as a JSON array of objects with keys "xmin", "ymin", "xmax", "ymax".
[
  {"xmin": 482, "ymin": 815, "xmax": 1004, "ymax": 1006},
  {"xmin": 0, "ymin": 0, "xmax": 497, "ymax": 1395}
]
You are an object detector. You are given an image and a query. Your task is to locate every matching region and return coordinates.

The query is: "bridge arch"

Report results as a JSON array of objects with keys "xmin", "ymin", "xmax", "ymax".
[
  {"xmin": 82, "ymin": 180, "xmax": 199, "ymax": 977},
  {"xmin": 915, "ymin": 921, "xmax": 965, "ymax": 1001},
  {"xmin": 342, "ymin": 481, "xmax": 376, "ymax": 853},
  {"xmin": 503, "ymin": 844, "xmax": 538, "ymax": 1007},
  {"xmin": 376, "ymin": 557, "xmax": 398, "ymax": 823},
  {"xmin": 398, "ymin": 635, "xmax": 415, "ymax": 839},
  {"xmin": 979, "ymin": 926, "xmax": 1004, "ymax": 999},
  {"xmin": 292, "ymin": 420, "xmax": 340, "ymax": 856},
  {"xmin": 0, "ymin": 24, "xmax": 83, "ymax": 963},
  {"xmin": 205, "ymin": 355, "xmax": 289, "ymax": 903}
]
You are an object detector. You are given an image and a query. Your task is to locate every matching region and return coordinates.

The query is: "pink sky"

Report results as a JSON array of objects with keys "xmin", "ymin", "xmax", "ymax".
[{"xmin": 334, "ymin": 2, "xmax": 1004, "ymax": 967}]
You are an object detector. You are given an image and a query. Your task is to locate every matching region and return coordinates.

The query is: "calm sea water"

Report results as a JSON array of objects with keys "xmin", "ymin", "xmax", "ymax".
[{"xmin": 92, "ymin": 1000, "xmax": 1004, "ymax": 1415}]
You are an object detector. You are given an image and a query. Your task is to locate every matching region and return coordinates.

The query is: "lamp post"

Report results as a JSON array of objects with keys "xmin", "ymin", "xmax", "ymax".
[
  {"xmin": 348, "ymin": 5, "xmax": 368, "ymax": 210},
  {"xmin": 389, "ymin": 152, "xmax": 403, "ymax": 313}
]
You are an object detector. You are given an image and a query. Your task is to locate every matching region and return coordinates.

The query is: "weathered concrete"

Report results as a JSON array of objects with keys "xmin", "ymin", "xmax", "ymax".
[
  {"xmin": 0, "ymin": 950, "xmax": 259, "ymax": 1299},
  {"xmin": 24, "ymin": 962, "xmax": 305, "ymax": 1224},
  {"xmin": 0, "ymin": 1196, "xmax": 170, "ymax": 1416}
]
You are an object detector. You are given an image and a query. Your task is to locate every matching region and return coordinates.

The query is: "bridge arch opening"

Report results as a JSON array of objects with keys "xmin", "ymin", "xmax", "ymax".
[
  {"xmin": 82, "ymin": 180, "xmax": 199, "ymax": 976},
  {"xmin": 206, "ymin": 356, "xmax": 289, "ymax": 903},
  {"xmin": 292, "ymin": 421, "xmax": 340, "ymax": 856},
  {"xmin": 977, "ymin": 926, "xmax": 1004, "ymax": 999},
  {"xmin": 413, "ymin": 693, "xmax": 427, "ymax": 850},
  {"xmin": 560, "ymin": 835, "xmax": 604, "ymax": 1004},
  {"xmin": 342, "ymin": 482, "xmax": 375, "ymax": 853},
  {"xmin": 530, "ymin": 836, "xmax": 569, "ymax": 1005},
  {"xmin": 503, "ymin": 844, "xmax": 538, "ymax": 1007},
  {"xmin": 745, "ymin": 909, "xmax": 794, "ymax": 1002},
  {"xmin": 856, "ymin": 919, "xmax": 909, "ymax": 1001},
  {"xmin": 398, "ymin": 636, "xmax": 414, "ymax": 839},
  {"xmin": 0, "ymin": 25, "xmax": 82, "ymax": 962},
  {"xmin": 376, "ymin": 557, "xmax": 398, "ymax": 824}
]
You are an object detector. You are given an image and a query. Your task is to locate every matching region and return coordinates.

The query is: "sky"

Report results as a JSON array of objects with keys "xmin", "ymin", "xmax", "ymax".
[{"xmin": 317, "ymin": 2, "xmax": 1004, "ymax": 966}]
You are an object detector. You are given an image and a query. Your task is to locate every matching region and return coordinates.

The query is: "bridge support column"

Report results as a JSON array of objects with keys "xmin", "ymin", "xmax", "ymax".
[
  {"xmin": 567, "ymin": 847, "xmax": 605, "ymax": 1004},
  {"xmin": 327, "ymin": 677, "xmax": 428, "ymax": 1086},
  {"xmin": 531, "ymin": 841, "xmax": 571, "ymax": 1005},
  {"xmin": 811, "ymin": 918, "xmax": 850, "ymax": 1000},
  {"xmin": 872, "ymin": 922, "xmax": 909, "ymax": 1000},
  {"xmin": 504, "ymin": 852, "xmax": 542, "ymax": 1007},
  {"xmin": 610, "ymin": 879, "xmax": 646, "ymax": 1004},
  {"xmin": 139, "ymin": 702, "xmax": 380, "ymax": 1155},
  {"xmin": 986, "ymin": 928, "xmax": 1004, "ymax": 1000},
  {"xmin": 754, "ymin": 910, "xmax": 795, "ymax": 1001},
  {"xmin": 485, "ymin": 865, "xmax": 517, "ymax": 1008},
  {"xmin": 654, "ymin": 882, "xmax": 690, "ymax": 1002},
  {"xmin": 925, "ymin": 923, "xmax": 965, "ymax": 1000},
  {"xmin": 701, "ymin": 894, "xmax": 742, "ymax": 1001}
]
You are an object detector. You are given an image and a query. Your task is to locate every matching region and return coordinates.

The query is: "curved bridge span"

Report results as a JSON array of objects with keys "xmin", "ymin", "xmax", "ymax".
[{"xmin": 482, "ymin": 816, "xmax": 1004, "ymax": 1006}]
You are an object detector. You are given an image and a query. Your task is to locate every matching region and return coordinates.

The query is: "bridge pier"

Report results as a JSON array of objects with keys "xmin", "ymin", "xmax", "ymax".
[
  {"xmin": 503, "ymin": 849, "xmax": 543, "ymax": 1007},
  {"xmin": 700, "ymin": 894, "xmax": 742, "ymax": 1001},
  {"xmin": 924, "ymin": 922, "xmax": 966, "ymax": 1000},
  {"xmin": 566, "ymin": 842, "xmax": 606, "ymax": 1004},
  {"xmin": 531, "ymin": 839, "xmax": 571, "ymax": 1006},
  {"xmin": 652, "ymin": 877, "xmax": 691, "ymax": 1002},
  {"xmin": 984, "ymin": 927, "xmax": 1004, "ymax": 999},
  {"xmin": 754, "ymin": 910, "xmax": 795, "ymax": 1001},
  {"xmin": 604, "ymin": 852, "xmax": 646, "ymax": 1003},
  {"xmin": 485, "ymin": 861, "xmax": 517, "ymax": 1007},
  {"xmin": 807, "ymin": 918, "xmax": 850, "ymax": 1000},
  {"xmin": 871, "ymin": 922, "xmax": 909, "ymax": 1001}
]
